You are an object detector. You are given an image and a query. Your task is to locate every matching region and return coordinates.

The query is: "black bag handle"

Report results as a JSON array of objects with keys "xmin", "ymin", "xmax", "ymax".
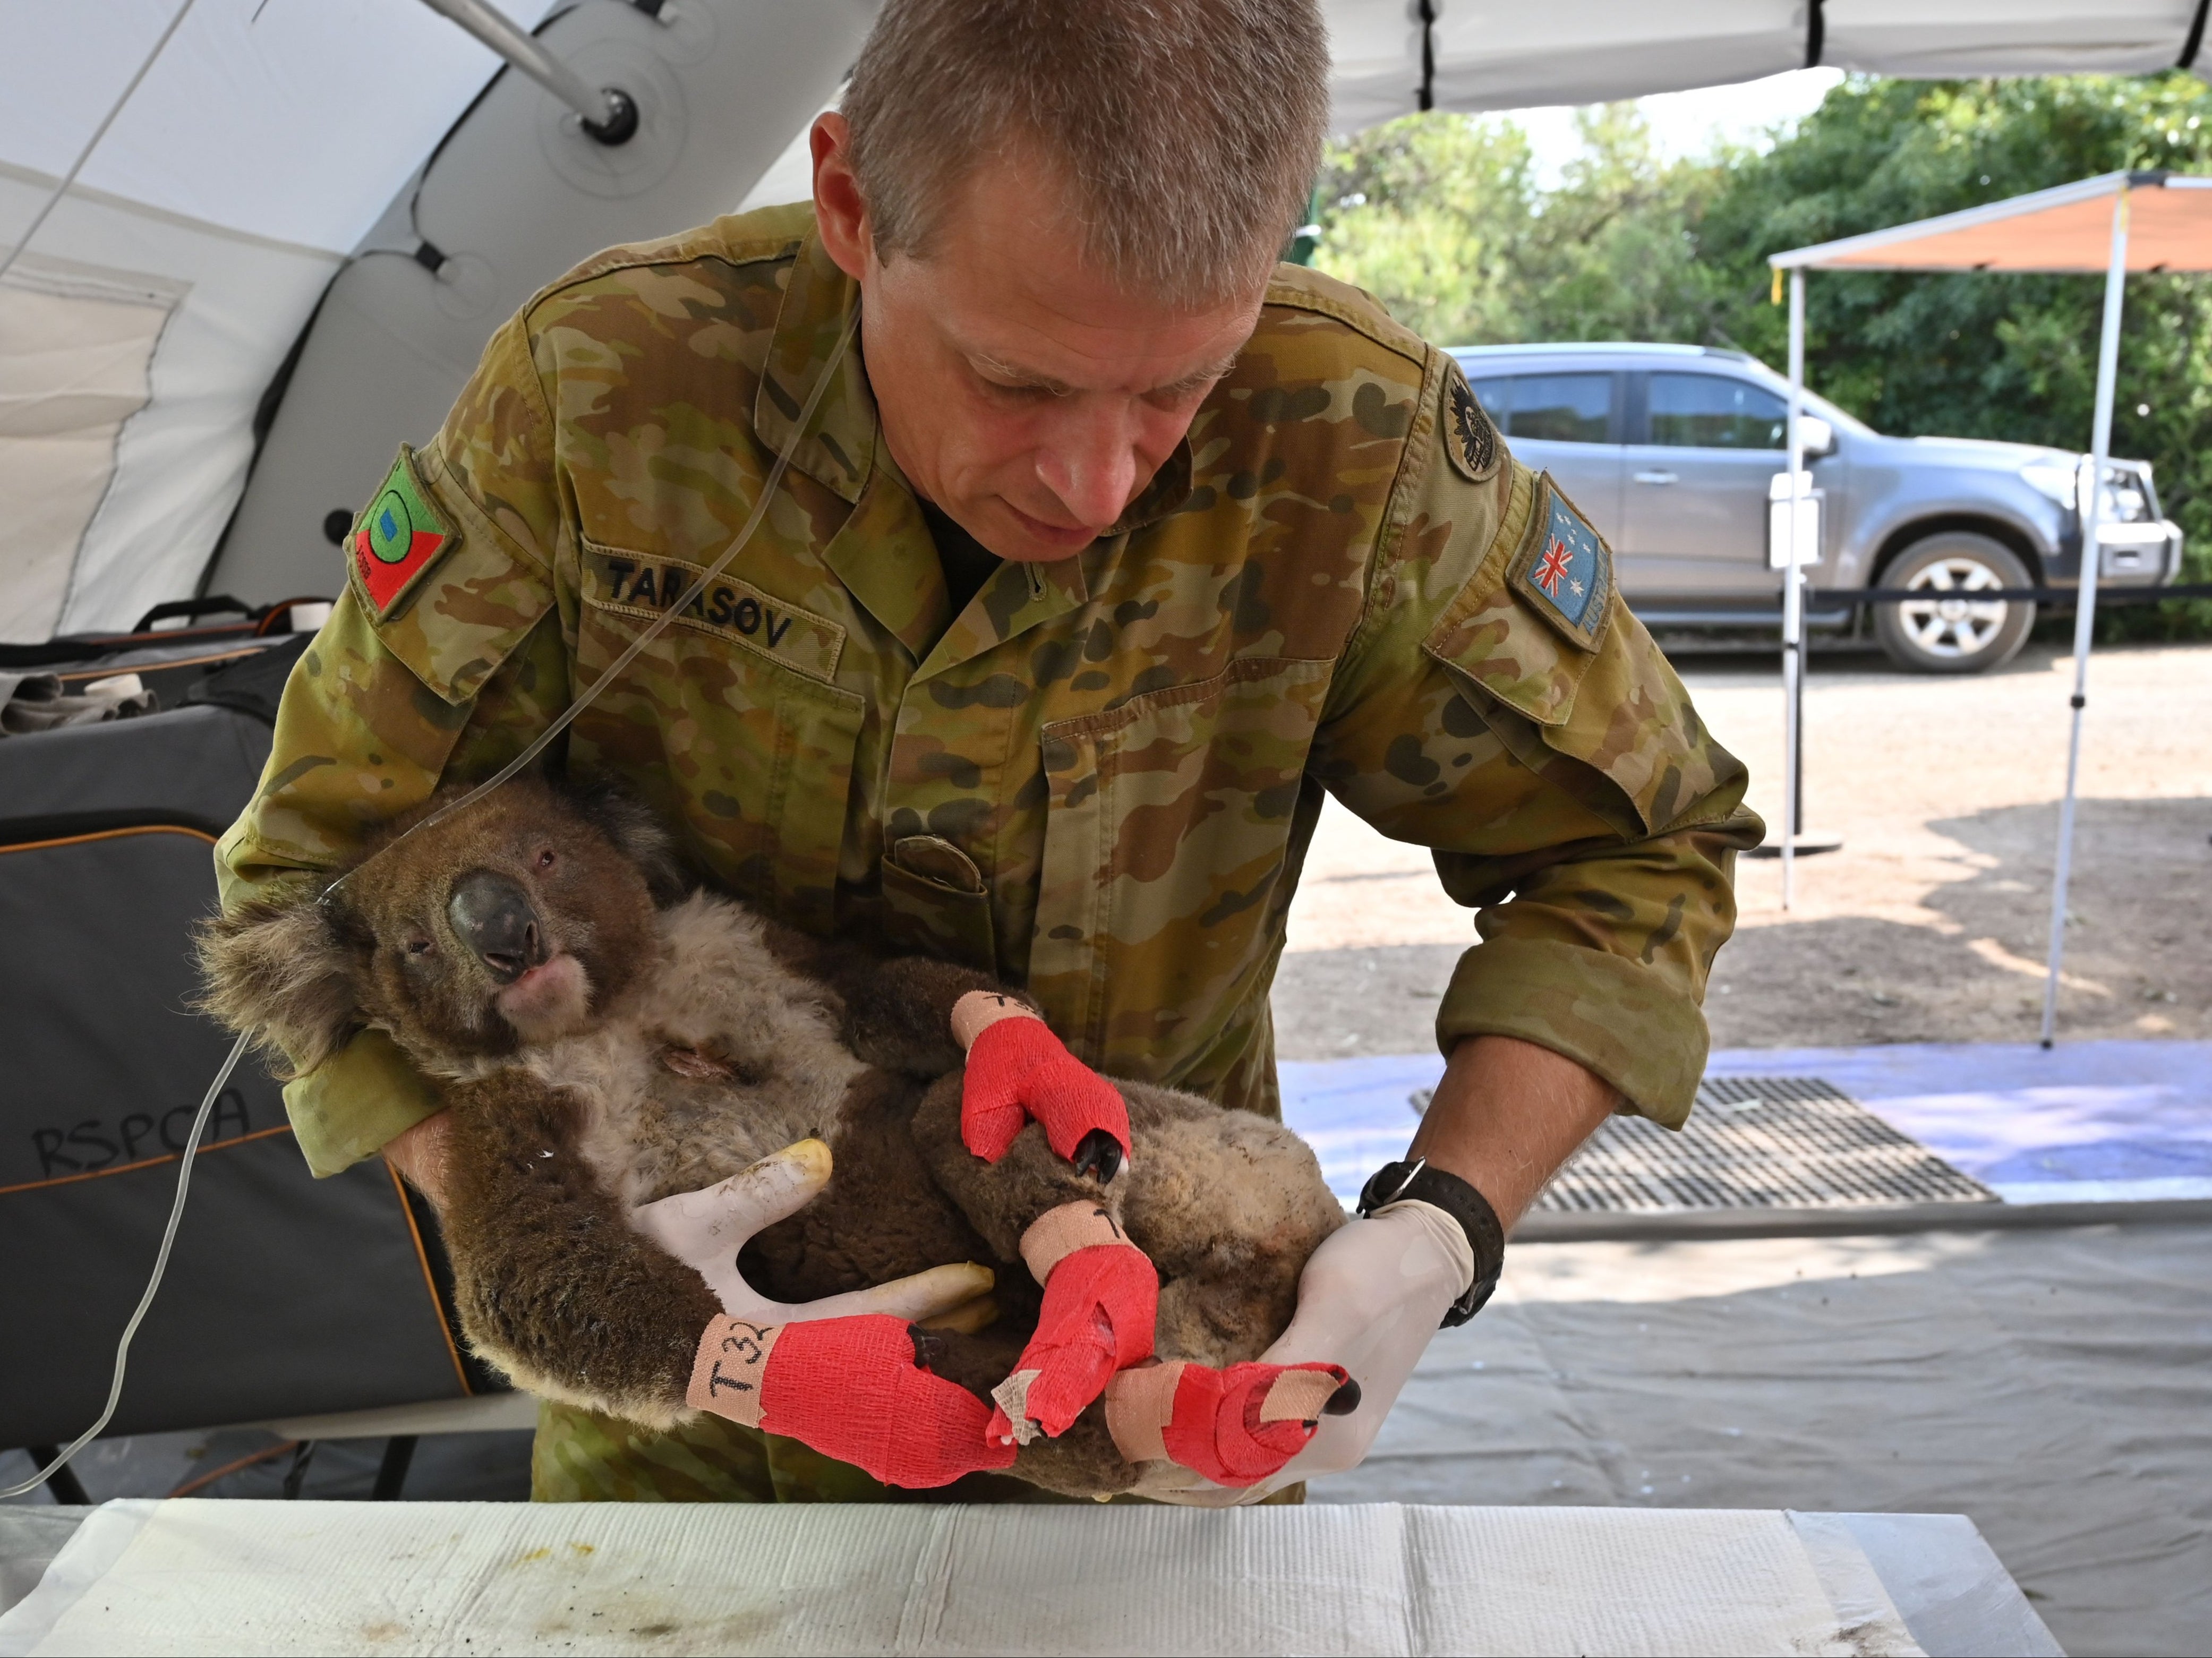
[{"xmin": 131, "ymin": 595, "xmax": 254, "ymax": 634}]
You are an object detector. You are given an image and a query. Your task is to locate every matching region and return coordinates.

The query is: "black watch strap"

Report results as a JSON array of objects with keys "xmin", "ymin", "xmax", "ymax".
[{"xmin": 1356, "ymin": 1158, "xmax": 1505, "ymax": 1328}]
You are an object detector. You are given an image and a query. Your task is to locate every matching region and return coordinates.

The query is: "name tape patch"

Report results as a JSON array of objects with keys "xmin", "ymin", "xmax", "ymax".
[
  {"xmin": 584, "ymin": 547, "xmax": 844, "ymax": 681},
  {"xmin": 351, "ymin": 447, "xmax": 454, "ymax": 620},
  {"xmin": 1508, "ymin": 476, "xmax": 1613, "ymax": 651}
]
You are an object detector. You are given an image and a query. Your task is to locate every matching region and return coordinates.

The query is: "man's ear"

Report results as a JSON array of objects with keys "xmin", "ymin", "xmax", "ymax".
[
  {"xmin": 194, "ymin": 891, "xmax": 362, "ymax": 1079},
  {"xmin": 564, "ymin": 773, "xmax": 691, "ymax": 905}
]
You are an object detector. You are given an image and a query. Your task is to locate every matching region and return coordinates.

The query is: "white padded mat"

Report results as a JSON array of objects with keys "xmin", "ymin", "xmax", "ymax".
[{"xmin": 0, "ymin": 1498, "xmax": 1919, "ymax": 1657}]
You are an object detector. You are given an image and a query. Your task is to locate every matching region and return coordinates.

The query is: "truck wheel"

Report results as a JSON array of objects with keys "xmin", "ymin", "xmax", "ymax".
[{"xmin": 1873, "ymin": 533, "xmax": 2036, "ymax": 673}]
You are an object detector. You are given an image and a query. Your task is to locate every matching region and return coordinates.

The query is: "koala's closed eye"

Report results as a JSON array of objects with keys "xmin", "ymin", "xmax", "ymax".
[{"xmin": 408, "ymin": 938, "xmax": 434, "ymax": 956}]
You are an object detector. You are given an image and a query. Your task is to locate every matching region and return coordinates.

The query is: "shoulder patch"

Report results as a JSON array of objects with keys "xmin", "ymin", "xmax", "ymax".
[
  {"xmin": 1507, "ymin": 474, "xmax": 1614, "ymax": 651},
  {"xmin": 1442, "ymin": 359, "xmax": 1501, "ymax": 483},
  {"xmin": 349, "ymin": 447, "xmax": 455, "ymax": 621}
]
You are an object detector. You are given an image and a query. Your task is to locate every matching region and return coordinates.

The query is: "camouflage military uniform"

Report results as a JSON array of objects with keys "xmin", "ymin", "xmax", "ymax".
[{"xmin": 217, "ymin": 203, "xmax": 1761, "ymax": 1502}]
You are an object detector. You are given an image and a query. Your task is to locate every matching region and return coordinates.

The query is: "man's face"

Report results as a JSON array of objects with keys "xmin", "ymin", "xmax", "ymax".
[{"xmin": 813, "ymin": 116, "xmax": 1268, "ymax": 562}]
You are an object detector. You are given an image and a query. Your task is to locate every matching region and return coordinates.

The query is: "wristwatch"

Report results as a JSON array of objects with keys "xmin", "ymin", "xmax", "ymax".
[{"xmin": 1356, "ymin": 1158, "xmax": 1504, "ymax": 1327}]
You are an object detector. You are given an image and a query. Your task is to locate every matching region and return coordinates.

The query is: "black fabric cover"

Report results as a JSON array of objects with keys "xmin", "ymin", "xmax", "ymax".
[
  {"xmin": 180, "ymin": 634, "xmax": 312, "ymax": 726},
  {"xmin": 0, "ymin": 707, "xmax": 481, "ymax": 1449}
]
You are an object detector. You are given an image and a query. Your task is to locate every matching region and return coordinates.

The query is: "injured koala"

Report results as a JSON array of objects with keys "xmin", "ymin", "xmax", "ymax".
[{"xmin": 199, "ymin": 775, "xmax": 1352, "ymax": 1497}]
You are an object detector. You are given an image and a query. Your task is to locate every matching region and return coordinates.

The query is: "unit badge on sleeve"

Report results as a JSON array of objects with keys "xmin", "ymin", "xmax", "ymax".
[
  {"xmin": 1508, "ymin": 475, "xmax": 1614, "ymax": 651},
  {"xmin": 1442, "ymin": 358, "xmax": 1500, "ymax": 483},
  {"xmin": 349, "ymin": 446, "xmax": 455, "ymax": 620}
]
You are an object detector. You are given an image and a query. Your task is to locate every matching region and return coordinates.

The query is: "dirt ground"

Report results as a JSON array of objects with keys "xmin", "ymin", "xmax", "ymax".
[{"xmin": 1271, "ymin": 639, "xmax": 2212, "ymax": 1059}]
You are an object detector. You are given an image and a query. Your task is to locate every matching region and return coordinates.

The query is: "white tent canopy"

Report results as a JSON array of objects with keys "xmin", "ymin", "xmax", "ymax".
[
  {"xmin": 6, "ymin": 0, "xmax": 2212, "ymax": 640},
  {"xmin": 1323, "ymin": 0, "xmax": 2212, "ymax": 131},
  {"xmin": 1769, "ymin": 170, "xmax": 2211, "ymax": 1044}
]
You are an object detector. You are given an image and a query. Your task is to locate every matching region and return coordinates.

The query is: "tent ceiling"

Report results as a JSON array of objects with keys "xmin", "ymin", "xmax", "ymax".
[{"xmin": 1773, "ymin": 170, "xmax": 2212, "ymax": 271}]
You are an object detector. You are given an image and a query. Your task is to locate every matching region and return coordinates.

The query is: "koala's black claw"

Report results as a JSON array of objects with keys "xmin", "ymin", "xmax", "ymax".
[
  {"xmin": 1071, "ymin": 1129, "xmax": 1123, "ymax": 1184},
  {"xmin": 907, "ymin": 1324, "xmax": 949, "ymax": 1373},
  {"xmin": 1322, "ymin": 1378, "xmax": 1362, "ymax": 1417}
]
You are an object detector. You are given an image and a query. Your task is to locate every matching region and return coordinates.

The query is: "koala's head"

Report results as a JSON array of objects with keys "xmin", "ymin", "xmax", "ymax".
[{"xmin": 199, "ymin": 774, "xmax": 686, "ymax": 1075}]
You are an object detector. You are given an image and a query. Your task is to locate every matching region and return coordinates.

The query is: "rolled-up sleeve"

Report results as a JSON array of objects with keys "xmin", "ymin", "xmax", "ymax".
[{"xmin": 1312, "ymin": 436, "xmax": 1761, "ymax": 1125}]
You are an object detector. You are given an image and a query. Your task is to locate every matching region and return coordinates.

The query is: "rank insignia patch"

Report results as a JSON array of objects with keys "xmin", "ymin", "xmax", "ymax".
[
  {"xmin": 1443, "ymin": 360, "xmax": 1500, "ymax": 482},
  {"xmin": 1509, "ymin": 475, "xmax": 1613, "ymax": 651},
  {"xmin": 349, "ymin": 447, "xmax": 454, "ymax": 620}
]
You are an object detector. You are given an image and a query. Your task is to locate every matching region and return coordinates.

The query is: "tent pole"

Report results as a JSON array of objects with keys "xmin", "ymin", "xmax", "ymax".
[
  {"xmin": 1781, "ymin": 270, "xmax": 1807, "ymax": 910},
  {"xmin": 2039, "ymin": 186, "xmax": 2131, "ymax": 1048}
]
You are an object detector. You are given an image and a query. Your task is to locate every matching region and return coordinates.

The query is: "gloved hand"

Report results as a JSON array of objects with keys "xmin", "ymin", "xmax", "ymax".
[
  {"xmin": 953, "ymin": 995, "xmax": 1130, "ymax": 1180},
  {"xmin": 1129, "ymin": 1200, "xmax": 1474, "ymax": 1505},
  {"xmin": 631, "ymin": 1138, "xmax": 995, "ymax": 1327}
]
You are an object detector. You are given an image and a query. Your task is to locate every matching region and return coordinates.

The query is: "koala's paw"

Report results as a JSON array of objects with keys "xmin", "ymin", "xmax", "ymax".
[
  {"xmin": 1108, "ymin": 1359, "xmax": 1357, "ymax": 1488},
  {"xmin": 986, "ymin": 1241, "xmax": 1158, "ymax": 1445}
]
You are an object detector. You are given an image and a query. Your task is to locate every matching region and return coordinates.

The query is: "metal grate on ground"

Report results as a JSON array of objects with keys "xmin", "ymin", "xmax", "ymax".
[{"xmin": 1532, "ymin": 1075, "xmax": 1999, "ymax": 1215}]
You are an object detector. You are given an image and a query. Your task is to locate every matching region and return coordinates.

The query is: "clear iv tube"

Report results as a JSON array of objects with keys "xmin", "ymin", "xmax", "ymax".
[
  {"xmin": 0, "ymin": 1031, "xmax": 249, "ymax": 1500},
  {"xmin": 322, "ymin": 314, "xmax": 858, "ymax": 907},
  {"xmin": 6, "ymin": 314, "xmax": 858, "ymax": 1499}
]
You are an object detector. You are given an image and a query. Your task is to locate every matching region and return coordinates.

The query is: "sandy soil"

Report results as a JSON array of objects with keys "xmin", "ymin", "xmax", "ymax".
[{"xmin": 1271, "ymin": 640, "xmax": 2212, "ymax": 1059}]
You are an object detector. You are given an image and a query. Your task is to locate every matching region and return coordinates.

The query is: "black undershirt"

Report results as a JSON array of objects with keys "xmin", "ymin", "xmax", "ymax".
[{"xmin": 917, "ymin": 500, "xmax": 1002, "ymax": 636}]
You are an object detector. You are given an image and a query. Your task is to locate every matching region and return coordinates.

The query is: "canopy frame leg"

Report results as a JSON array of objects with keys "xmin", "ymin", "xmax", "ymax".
[
  {"xmin": 1781, "ymin": 270, "xmax": 1807, "ymax": 910},
  {"xmin": 2039, "ymin": 187, "xmax": 2131, "ymax": 1048}
]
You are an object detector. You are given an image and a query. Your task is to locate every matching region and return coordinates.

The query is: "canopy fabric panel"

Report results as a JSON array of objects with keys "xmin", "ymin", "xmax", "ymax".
[
  {"xmin": 1772, "ymin": 171, "xmax": 2212, "ymax": 272},
  {"xmin": 0, "ymin": 257, "xmax": 176, "ymax": 640},
  {"xmin": 1325, "ymin": 0, "xmax": 2210, "ymax": 132}
]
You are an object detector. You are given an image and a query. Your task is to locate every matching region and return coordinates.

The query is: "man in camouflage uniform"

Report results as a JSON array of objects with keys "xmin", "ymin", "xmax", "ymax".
[{"xmin": 218, "ymin": 0, "xmax": 1759, "ymax": 1504}]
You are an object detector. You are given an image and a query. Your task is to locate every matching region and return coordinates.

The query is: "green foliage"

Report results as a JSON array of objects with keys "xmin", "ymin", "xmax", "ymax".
[
  {"xmin": 1313, "ymin": 106, "xmax": 1723, "ymax": 347},
  {"xmin": 1313, "ymin": 76, "xmax": 2212, "ymax": 639}
]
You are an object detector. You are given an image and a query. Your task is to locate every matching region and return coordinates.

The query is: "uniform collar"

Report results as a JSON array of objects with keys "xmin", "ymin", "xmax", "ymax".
[
  {"xmin": 1105, "ymin": 439, "xmax": 1193, "ymax": 535},
  {"xmin": 754, "ymin": 228, "xmax": 874, "ymax": 503}
]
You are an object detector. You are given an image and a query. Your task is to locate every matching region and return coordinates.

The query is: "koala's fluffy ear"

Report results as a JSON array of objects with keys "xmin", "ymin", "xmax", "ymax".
[
  {"xmin": 194, "ymin": 891, "xmax": 362, "ymax": 1079},
  {"xmin": 564, "ymin": 773, "xmax": 691, "ymax": 905}
]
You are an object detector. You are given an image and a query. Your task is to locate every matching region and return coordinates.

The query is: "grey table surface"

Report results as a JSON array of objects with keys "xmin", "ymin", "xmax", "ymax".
[{"xmin": 0, "ymin": 1501, "xmax": 2062, "ymax": 1656}]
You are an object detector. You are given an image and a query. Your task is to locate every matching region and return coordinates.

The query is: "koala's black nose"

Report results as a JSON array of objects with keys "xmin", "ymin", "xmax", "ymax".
[{"xmin": 447, "ymin": 871, "xmax": 547, "ymax": 984}]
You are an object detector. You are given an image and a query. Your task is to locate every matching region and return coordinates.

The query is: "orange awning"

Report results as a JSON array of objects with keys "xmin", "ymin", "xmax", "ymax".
[{"xmin": 1771, "ymin": 170, "xmax": 2212, "ymax": 274}]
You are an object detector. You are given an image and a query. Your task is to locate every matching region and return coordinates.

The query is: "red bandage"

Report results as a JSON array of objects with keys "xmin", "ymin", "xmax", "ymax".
[
  {"xmin": 1107, "ymin": 1360, "xmax": 1352, "ymax": 1488},
  {"xmin": 961, "ymin": 1015, "xmax": 1131, "ymax": 1168},
  {"xmin": 989, "ymin": 1241, "xmax": 1158, "ymax": 1443},
  {"xmin": 688, "ymin": 1314, "xmax": 1014, "ymax": 1490}
]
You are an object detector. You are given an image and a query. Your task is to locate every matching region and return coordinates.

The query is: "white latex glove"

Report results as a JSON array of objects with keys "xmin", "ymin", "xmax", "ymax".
[
  {"xmin": 630, "ymin": 1139, "xmax": 994, "ymax": 1326},
  {"xmin": 1134, "ymin": 1199, "xmax": 1475, "ymax": 1505}
]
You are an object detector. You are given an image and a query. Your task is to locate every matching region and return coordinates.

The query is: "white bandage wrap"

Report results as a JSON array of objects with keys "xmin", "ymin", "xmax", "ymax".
[
  {"xmin": 950, "ymin": 991, "xmax": 1043, "ymax": 1051},
  {"xmin": 1105, "ymin": 1361, "xmax": 1188, "ymax": 1464},
  {"xmin": 687, "ymin": 1316, "xmax": 782, "ymax": 1427},
  {"xmin": 1018, "ymin": 1200, "xmax": 1130, "ymax": 1285}
]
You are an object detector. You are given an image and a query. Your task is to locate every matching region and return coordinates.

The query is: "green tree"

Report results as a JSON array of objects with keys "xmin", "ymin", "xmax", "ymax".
[
  {"xmin": 1309, "ymin": 112, "xmax": 1537, "ymax": 346},
  {"xmin": 1311, "ymin": 105, "xmax": 1718, "ymax": 347}
]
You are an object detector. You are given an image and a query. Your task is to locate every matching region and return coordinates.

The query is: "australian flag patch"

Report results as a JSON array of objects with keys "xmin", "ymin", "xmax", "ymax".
[{"xmin": 1509, "ymin": 475, "xmax": 1613, "ymax": 651}]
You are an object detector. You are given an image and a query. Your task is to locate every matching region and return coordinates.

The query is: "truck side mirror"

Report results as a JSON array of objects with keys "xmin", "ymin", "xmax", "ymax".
[{"xmin": 1798, "ymin": 414, "xmax": 1837, "ymax": 459}]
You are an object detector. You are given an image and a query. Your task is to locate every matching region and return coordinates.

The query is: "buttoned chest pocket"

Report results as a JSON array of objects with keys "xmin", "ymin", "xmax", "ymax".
[
  {"xmin": 1028, "ymin": 656, "xmax": 1332, "ymax": 1070},
  {"xmin": 573, "ymin": 546, "xmax": 862, "ymax": 934}
]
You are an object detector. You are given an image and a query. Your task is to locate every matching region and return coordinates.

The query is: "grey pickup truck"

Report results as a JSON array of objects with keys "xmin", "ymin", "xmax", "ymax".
[{"xmin": 1452, "ymin": 342, "xmax": 2183, "ymax": 672}]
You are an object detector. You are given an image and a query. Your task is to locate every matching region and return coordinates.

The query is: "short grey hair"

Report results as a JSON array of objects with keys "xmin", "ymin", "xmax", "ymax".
[{"xmin": 841, "ymin": 0, "xmax": 1330, "ymax": 306}]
